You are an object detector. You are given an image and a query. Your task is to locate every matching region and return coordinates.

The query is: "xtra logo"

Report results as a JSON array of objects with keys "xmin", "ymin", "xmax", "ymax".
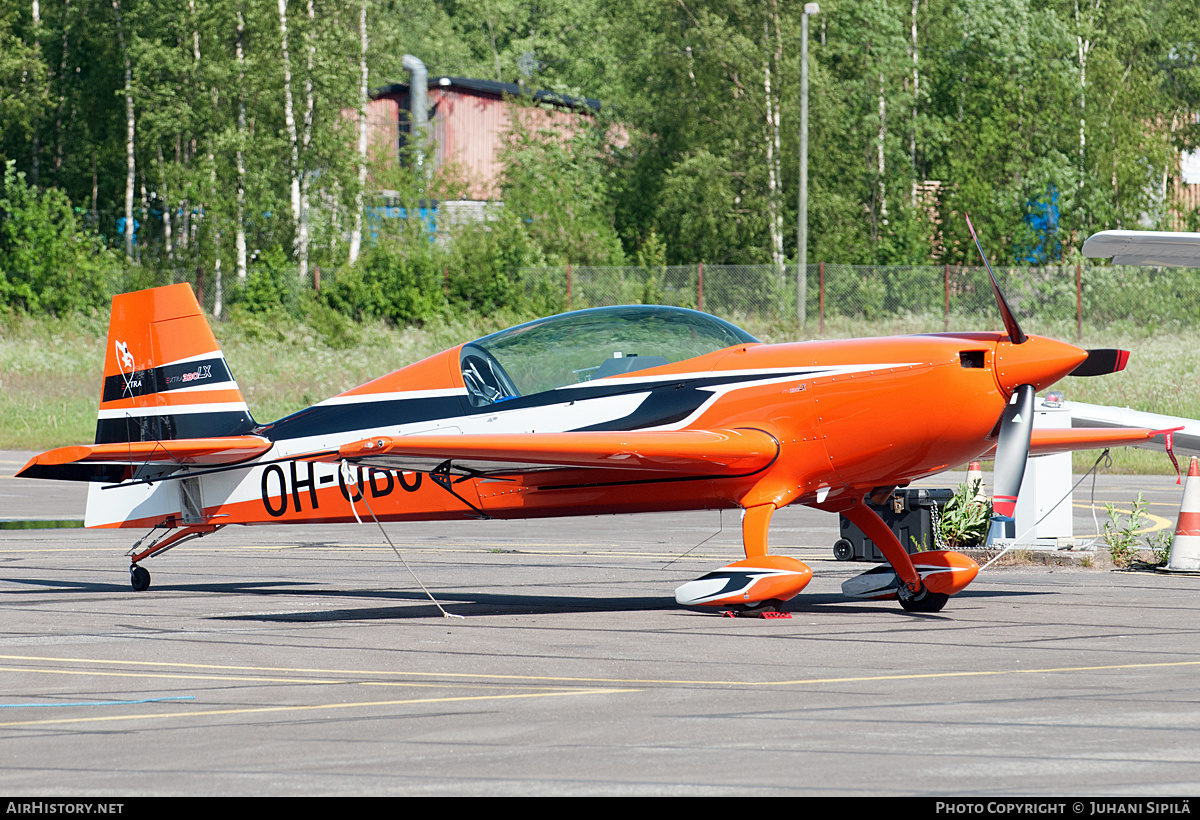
[{"xmin": 168, "ymin": 365, "xmax": 213, "ymax": 385}]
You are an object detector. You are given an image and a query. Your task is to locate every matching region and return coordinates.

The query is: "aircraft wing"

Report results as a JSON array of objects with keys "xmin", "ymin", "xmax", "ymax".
[
  {"xmin": 331, "ymin": 428, "xmax": 779, "ymax": 477},
  {"xmin": 17, "ymin": 435, "xmax": 273, "ymax": 482},
  {"xmin": 1022, "ymin": 427, "xmax": 1166, "ymax": 457},
  {"xmin": 976, "ymin": 426, "xmax": 1166, "ymax": 460},
  {"xmin": 1063, "ymin": 400, "xmax": 1200, "ymax": 457},
  {"xmin": 1082, "ymin": 230, "xmax": 1200, "ymax": 267}
]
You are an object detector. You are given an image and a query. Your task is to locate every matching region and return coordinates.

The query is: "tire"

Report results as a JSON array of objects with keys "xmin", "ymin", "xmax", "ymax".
[
  {"xmin": 130, "ymin": 565, "xmax": 151, "ymax": 592},
  {"xmin": 833, "ymin": 538, "xmax": 855, "ymax": 561},
  {"xmin": 898, "ymin": 589, "xmax": 948, "ymax": 613}
]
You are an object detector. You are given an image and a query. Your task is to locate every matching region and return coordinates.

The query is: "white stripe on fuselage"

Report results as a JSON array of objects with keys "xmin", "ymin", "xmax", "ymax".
[
  {"xmin": 313, "ymin": 387, "xmax": 469, "ymax": 407},
  {"xmin": 97, "ymin": 401, "xmax": 251, "ymax": 419}
]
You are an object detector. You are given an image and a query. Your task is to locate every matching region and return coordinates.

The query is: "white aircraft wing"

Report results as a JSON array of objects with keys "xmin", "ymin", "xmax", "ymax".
[
  {"xmin": 1082, "ymin": 230, "xmax": 1200, "ymax": 267},
  {"xmin": 1064, "ymin": 400, "xmax": 1200, "ymax": 457}
]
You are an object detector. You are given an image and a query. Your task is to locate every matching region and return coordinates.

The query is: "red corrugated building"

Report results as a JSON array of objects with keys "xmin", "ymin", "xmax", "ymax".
[{"xmin": 368, "ymin": 77, "xmax": 606, "ymax": 203}]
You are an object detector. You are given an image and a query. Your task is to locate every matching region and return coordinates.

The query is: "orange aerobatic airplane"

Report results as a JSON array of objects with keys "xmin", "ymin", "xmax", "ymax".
[{"xmin": 17, "ymin": 236, "xmax": 1164, "ymax": 612}]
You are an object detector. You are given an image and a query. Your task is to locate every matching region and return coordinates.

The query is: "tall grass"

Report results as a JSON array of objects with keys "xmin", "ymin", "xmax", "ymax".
[
  {"xmin": 0, "ymin": 309, "xmax": 525, "ymax": 449},
  {"xmin": 2, "ymin": 308, "xmax": 1195, "ymax": 475}
]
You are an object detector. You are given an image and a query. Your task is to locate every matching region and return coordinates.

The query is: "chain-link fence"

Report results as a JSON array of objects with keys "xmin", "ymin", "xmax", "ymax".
[
  {"xmin": 122, "ymin": 261, "xmax": 1200, "ymax": 338},
  {"xmin": 520, "ymin": 263, "xmax": 1200, "ymax": 336}
]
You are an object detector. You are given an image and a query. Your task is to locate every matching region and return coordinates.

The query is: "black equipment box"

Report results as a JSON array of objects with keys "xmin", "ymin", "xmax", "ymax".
[{"xmin": 833, "ymin": 488, "xmax": 955, "ymax": 562}]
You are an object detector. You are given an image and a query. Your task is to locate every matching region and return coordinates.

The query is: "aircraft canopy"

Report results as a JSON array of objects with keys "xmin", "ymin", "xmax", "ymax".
[{"xmin": 460, "ymin": 305, "xmax": 758, "ymax": 405}]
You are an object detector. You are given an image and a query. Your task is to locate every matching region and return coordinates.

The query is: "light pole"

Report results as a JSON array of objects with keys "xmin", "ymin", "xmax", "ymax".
[{"xmin": 797, "ymin": 2, "xmax": 819, "ymax": 329}]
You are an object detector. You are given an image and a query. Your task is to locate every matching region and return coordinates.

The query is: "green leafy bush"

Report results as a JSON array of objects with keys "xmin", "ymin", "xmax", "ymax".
[
  {"xmin": 0, "ymin": 161, "xmax": 120, "ymax": 315},
  {"xmin": 228, "ymin": 247, "xmax": 300, "ymax": 317},
  {"xmin": 322, "ymin": 240, "xmax": 447, "ymax": 325}
]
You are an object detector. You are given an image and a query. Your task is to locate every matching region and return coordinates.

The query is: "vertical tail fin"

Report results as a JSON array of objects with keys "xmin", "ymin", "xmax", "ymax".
[{"xmin": 97, "ymin": 283, "xmax": 256, "ymax": 444}]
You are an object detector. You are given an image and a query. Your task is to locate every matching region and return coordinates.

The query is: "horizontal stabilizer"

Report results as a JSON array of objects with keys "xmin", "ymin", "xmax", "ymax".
[
  {"xmin": 17, "ymin": 435, "xmax": 272, "ymax": 482},
  {"xmin": 333, "ymin": 428, "xmax": 779, "ymax": 477}
]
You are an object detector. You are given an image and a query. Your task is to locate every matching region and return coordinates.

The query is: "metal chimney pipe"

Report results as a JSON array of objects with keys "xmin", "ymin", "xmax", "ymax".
[{"xmin": 401, "ymin": 54, "xmax": 427, "ymax": 172}]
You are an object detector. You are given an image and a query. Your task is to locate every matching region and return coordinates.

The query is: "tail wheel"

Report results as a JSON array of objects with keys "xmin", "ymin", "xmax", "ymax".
[{"xmin": 130, "ymin": 565, "xmax": 151, "ymax": 592}]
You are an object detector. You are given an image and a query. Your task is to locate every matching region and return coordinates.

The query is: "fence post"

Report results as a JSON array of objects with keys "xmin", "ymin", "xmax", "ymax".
[
  {"xmin": 944, "ymin": 264, "xmax": 950, "ymax": 332},
  {"xmin": 818, "ymin": 261, "xmax": 825, "ymax": 335},
  {"xmin": 566, "ymin": 263, "xmax": 572, "ymax": 310},
  {"xmin": 1076, "ymin": 262, "xmax": 1082, "ymax": 341},
  {"xmin": 314, "ymin": 265, "xmax": 320, "ymax": 294},
  {"xmin": 697, "ymin": 262, "xmax": 704, "ymax": 312}
]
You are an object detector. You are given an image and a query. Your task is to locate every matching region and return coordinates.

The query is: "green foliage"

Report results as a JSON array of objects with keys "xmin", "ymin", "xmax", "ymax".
[
  {"xmin": 1148, "ymin": 529, "xmax": 1173, "ymax": 568},
  {"xmin": 499, "ymin": 108, "xmax": 625, "ymax": 266},
  {"xmin": 1102, "ymin": 493, "xmax": 1160, "ymax": 568},
  {"xmin": 937, "ymin": 479, "xmax": 993, "ymax": 549},
  {"xmin": 323, "ymin": 239, "xmax": 447, "ymax": 326},
  {"xmin": 0, "ymin": 162, "xmax": 119, "ymax": 315},
  {"xmin": 655, "ymin": 150, "xmax": 743, "ymax": 265},
  {"xmin": 0, "ymin": 7, "xmax": 47, "ymax": 168},
  {"xmin": 447, "ymin": 213, "xmax": 539, "ymax": 313},
  {"xmin": 3, "ymin": 0, "xmax": 1198, "ymax": 304}
]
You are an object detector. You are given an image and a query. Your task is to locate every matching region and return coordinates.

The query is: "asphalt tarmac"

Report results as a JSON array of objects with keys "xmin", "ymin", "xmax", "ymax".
[{"xmin": 2, "ymin": 451, "xmax": 1200, "ymax": 796}]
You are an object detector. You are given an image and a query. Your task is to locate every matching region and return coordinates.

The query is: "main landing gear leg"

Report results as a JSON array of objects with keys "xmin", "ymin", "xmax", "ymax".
[
  {"xmin": 840, "ymin": 499, "xmax": 948, "ymax": 613},
  {"xmin": 741, "ymin": 503, "xmax": 774, "ymax": 559}
]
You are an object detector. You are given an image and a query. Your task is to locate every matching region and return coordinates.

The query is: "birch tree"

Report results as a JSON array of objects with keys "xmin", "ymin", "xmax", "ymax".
[
  {"xmin": 349, "ymin": 0, "xmax": 368, "ymax": 265},
  {"xmin": 762, "ymin": 1, "xmax": 784, "ymax": 270},
  {"xmin": 113, "ymin": 0, "xmax": 134, "ymax": 260},
  {"xmin": 277, "ymin": 0, "xmax": 301, "ymax": 276},
  {"xmin": 235, "ymin": 5, "xmax": 246, "ymax": 280}
]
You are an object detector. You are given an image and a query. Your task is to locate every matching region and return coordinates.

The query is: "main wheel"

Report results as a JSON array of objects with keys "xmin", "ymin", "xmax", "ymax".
[
  {"xmin": 898, "ymin": 589, "xmax": 948, "ymax": 613},
  {"xmin": 833, "ymin": 538, "xmax": 855, "ymax": 561},
  {"xmin": 130, "ymin": 565, "xmax": 151, "ymax": 592},
  {"xmin": 728, "ymin": 599, "xmax": 785, "ymax": 615}
]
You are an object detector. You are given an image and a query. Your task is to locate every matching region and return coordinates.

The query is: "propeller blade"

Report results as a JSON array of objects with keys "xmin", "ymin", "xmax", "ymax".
[
  {"xmin": 965, "ymin": 213, "xmax": 1027, "ymax": 345},
  {"xmin": 987, "ymin": 383, "xmax": 1035, "ymax": 544},
  {"xmin": 1069, "ymin": 348, "xmax": 1130, "ymax": 377}
]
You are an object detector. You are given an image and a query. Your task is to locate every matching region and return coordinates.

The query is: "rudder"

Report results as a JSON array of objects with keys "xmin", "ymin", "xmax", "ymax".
[{"xmin": 97, "ymin": 283, "xmax": 256, "ymax": 444}]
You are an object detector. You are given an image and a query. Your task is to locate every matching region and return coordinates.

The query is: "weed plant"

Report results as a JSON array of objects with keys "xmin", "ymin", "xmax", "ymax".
[
  {"xmin": 1102, "ymin": 493, "xmax": 1172, "ymax": 568},
  {"xmin": 937, "ymin": 479, "xmax": 993, "ymax": 548}
]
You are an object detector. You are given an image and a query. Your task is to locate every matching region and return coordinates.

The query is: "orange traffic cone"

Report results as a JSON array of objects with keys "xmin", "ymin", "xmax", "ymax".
[
  {"xmin": 1162, "ymin": 456, "xmax": 1200, "ymax": 573},
  {"xmin": 967, "ymin": 461, "xmax": 987, "ymax": 505}
]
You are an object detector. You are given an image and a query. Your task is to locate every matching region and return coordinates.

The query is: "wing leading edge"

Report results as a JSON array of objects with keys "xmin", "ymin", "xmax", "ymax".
[{"xmin": 1008, "ymin": 427, "xmax": 1168, "ymax": 458}]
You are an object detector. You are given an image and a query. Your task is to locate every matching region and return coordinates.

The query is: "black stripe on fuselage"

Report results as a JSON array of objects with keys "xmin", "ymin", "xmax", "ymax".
[
  {"xmin": 260, "ymin": 395, "xmax": 467, "ymax": 441},
  {"xmin": 259, "ymin": 369, "xmax": 823, "ymax": 443},
  {"xmin": 95, "ymin": 410, "xmax": 257, "ymax": 444},
  {"xmin": 102, "ymin": 357, "xmax": 233, "ymax": 403}
]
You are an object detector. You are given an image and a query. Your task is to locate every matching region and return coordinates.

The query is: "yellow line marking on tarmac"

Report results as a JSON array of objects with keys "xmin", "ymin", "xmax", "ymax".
[
  {"xmin": 1072, "ymin": 502, "xmax": 1173, "ymax": 533},
  {"xmin": 3, "ymin": 654, "xmax": 1199, "ymax": 689},
  {"xmin": 0, "ymin": 689, "xmax": 638, "ymax": 728},
  {"xmin": 0, "ymin": 665, "xmax": 592, "ymax": 693},
  {"xmin": 0, "ymin": 665, "xmax": 351, "ymax": 685}
]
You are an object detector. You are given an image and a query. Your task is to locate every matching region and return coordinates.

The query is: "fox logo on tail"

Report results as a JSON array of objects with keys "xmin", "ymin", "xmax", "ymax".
[{"xmin": 115, "ymin": 339, "xmax": 135, "ymax": 372}]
